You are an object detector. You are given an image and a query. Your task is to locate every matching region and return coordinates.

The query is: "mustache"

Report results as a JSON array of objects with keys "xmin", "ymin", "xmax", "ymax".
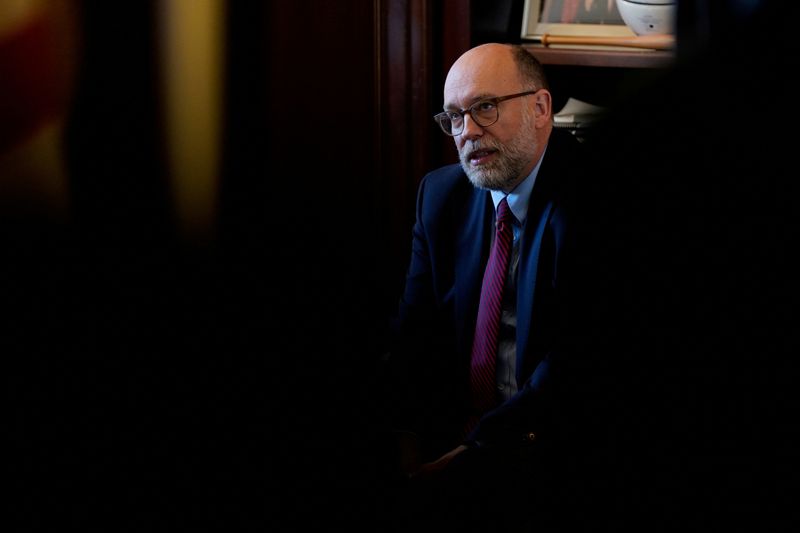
[{"xmin": 461, "ymin": 138, "xmax": 501, "ymax": 160}]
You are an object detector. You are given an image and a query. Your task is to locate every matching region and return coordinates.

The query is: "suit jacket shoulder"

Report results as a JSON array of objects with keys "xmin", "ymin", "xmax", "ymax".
[{"xmin": 537, "ymin": 128, "xmax": 587, "ymax": 201}]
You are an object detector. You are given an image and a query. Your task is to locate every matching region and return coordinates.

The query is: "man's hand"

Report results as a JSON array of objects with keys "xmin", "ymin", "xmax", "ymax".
[{"xmin": 409, "ymin": 444, "xmax": 469, "ymax": 480}]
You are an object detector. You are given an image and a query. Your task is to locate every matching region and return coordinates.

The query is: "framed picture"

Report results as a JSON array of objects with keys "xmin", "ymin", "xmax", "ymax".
[{"xmin": 521, "ymin": 0, "xmax": 635, "ymax": 40}]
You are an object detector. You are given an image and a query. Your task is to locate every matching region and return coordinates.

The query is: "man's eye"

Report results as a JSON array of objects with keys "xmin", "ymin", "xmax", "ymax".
[
  {"xmin": 446, "ymin": 111, "xmax": 462, "ymax": 121},
  {"xmin": 476, "ymin": 101, "xmax": 496, "ymax": 112}
]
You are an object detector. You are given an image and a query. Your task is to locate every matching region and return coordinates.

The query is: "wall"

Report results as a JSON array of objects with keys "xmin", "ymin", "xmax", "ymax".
[{"xmin": 5, "ymin": 0, "xmax": 469, "ymax": 529}]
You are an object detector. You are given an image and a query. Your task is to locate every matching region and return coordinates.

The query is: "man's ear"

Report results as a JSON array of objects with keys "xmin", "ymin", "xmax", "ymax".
[{"xmin": 533, "ymin": 89, "xmax": 552, "ymax": 127}]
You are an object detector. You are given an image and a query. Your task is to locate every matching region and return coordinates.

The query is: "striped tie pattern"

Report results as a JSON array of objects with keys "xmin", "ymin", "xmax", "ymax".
[{"xmin": 467, "ymin": 197, "xmax": 514, "ymax": 432}]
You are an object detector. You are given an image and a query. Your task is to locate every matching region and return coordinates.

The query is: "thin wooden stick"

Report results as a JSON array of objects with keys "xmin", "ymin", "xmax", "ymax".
[{"xmin": 540, "ymin": 33, "xmax": 675, "ymax": 51}]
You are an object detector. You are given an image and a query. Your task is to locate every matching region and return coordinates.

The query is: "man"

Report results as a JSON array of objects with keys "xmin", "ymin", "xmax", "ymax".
[{"xmin": 383, "ymin": 43, "xmax": 595, "ymax": 531}]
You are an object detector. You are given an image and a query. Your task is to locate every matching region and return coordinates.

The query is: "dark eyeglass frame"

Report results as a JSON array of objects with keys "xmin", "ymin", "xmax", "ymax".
[{"xmin": 433, "ymin": 90, "xmax": 539, "ymax": 136}]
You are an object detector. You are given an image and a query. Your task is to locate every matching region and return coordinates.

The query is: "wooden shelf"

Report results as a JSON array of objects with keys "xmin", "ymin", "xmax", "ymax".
[{"xmin": 522, "ymin": 44, "xmax": 674, "ymax": 69}]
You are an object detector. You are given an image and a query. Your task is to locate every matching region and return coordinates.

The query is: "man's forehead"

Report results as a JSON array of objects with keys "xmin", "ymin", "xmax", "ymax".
[{"xmin": 444, "ymin": 71, "xmax": 517, "ymax": 107}]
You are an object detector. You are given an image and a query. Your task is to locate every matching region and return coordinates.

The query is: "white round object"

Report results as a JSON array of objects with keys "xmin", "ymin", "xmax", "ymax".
[{"xmin": 615, "ymin": 0, "xmax": 677, "ymax": 35}]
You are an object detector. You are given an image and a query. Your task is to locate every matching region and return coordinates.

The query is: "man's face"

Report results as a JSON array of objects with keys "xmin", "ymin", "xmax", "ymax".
[{"xmin": 443, "ymin": 46, "xmax": 544, "ymax": 193}]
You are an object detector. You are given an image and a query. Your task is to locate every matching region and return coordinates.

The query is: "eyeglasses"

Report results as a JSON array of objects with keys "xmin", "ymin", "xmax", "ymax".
[{"xmin": 433, "ymin": 90, "xmax": 538, "ymax": 136}]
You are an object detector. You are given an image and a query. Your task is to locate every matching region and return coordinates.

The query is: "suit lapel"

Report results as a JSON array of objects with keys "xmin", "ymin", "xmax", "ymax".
[
  {"xmin": 516, "ymin": 197, "xmax": 554, "ymax": 379},
  {"xmin": 455, "ymin": 188, "xmax": 492, "ymax": 361},
  {"xmin": 515, "ymin": 131, "xmax": 573, "ymax": 379}
]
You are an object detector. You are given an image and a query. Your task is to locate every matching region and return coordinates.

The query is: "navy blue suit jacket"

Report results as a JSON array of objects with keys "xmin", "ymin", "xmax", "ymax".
[{"xmin": 389, "ymin": 129, "xmax": 588, "ymax": 460}]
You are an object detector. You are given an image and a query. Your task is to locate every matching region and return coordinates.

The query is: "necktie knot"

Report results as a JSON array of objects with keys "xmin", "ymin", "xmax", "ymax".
[{"xmin": 495, "ymin": 197, "xmax": 513, "ymax": 231}]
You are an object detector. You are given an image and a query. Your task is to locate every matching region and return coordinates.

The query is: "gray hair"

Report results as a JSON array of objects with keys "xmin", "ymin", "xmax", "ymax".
[{"xmin": 510, "ymin": 45, "xmax": 549, "ymax": 91}]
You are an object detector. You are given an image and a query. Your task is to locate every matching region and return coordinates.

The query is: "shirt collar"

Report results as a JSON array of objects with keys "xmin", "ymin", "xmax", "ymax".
[{"xmin": 489, "ymin": 146, "xmax": 547, "ymax": 225}]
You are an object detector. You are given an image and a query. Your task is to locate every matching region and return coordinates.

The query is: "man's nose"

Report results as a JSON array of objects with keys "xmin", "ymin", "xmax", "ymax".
[{"xmin": 460, "ymin": 112, "xmax": 484, "ymax": 140}]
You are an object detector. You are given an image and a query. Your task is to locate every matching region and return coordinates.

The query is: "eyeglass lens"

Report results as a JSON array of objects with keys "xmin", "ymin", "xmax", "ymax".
[{"xmin": 443, "ymin": 103, "xmax": 498, "ymax": 135}]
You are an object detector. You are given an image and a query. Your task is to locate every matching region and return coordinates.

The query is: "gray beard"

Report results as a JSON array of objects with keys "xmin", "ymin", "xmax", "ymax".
[
  {"xmin": 460, "ymin": 140, "xmax": 527, "ymax": 191},
  {"xmin": 459, "ymin": 112, "xmax": 538, "ymax": 192}
]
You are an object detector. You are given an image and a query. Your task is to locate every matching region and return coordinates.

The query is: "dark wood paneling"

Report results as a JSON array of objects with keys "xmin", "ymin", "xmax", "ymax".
[{"xmin": 378, "ymin": 0, "xmax": 470, "ymax": 295}]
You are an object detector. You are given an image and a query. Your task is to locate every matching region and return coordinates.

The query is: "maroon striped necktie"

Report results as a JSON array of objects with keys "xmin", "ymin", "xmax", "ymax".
[{"xmin": 466, "ymin": 196, "xmax": 514, "ymax": 434}]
